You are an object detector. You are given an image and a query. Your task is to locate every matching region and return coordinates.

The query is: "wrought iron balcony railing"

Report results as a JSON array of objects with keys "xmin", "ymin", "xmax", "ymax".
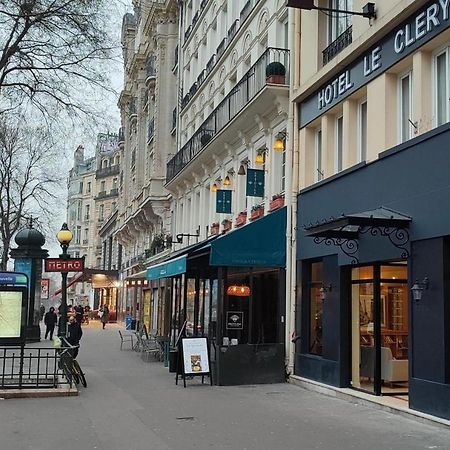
[
  {"xmin": 147, "ymin": 117, "xmax": 155, "ymax": 142},
  {"xmin": 167, "ymin": 47, "xmax": 289, "ymax": 182},
  {"xmin": 180, "ymin": 0, "xmax": 261, "ymax": 113},
  {"xmin": 96, "ymin": 165, "xmax": 120, "ymax": 179},
  {"xmin": 322, "ymin": 26, "xmax": 352, "ymax": 65}
]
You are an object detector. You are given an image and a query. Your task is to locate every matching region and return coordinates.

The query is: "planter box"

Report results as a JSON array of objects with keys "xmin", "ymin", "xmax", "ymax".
[
  {"xmin": 269, "ymin": 196, "xmax": 285, "ymax": 212},
  {"xmin": 222, "ymin": 222, "xmax": 232, "ymax": 232},
  {"xmin": 211, "ymin": 225, "xmax": 219, "ymax": 235},
  {"xmin": 235, "ymin": 213, "xmax": 247, "ymax": 227},
  {"xmin": 266, "ymin": 75, "xmax": 285, "ymax": 84},
  {"xmin": 250, "ymin": 208, "xmax": 264, "ymax": 221}
]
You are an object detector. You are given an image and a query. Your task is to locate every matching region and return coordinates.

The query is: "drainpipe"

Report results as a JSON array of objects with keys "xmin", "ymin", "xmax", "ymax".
[{"xmin": 285, "ymin": 6, "xmax": 301, "ymax": 375}]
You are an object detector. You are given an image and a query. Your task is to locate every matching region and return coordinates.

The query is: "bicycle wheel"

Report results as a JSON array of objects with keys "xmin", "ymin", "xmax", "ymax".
[
  {"xmin": 72, "ymin": 360, "xmax": 87, "ymax": 388},
  {"xmin": 61, "ymin": 361, "xmax": 77, "ymax": 385}
]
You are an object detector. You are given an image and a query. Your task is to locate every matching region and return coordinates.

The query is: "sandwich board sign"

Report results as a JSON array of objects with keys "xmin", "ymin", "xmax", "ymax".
[{"xmin": 176, "ymin": 336, "xmax": 212, "ymax": 388}]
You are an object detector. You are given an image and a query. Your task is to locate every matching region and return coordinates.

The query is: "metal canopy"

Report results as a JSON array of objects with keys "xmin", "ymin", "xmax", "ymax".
[{"xmin": 304, "ymin": 207, "xmax": 412, "ymax": 264}]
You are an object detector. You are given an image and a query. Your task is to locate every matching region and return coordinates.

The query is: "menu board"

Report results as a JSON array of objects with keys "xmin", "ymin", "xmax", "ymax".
[
  {"xmin": 182, "ymin": 337, "xmax": 210, "ymax": 375},
  {"xmin": 0, "ymin": 291, "xmax": 23, "ymax": 338}
]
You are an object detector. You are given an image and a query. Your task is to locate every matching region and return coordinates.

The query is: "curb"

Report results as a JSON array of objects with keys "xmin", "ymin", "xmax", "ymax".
[{"xmin": 289, "ymin": 375, "xmax": 450, "ymax": 430}]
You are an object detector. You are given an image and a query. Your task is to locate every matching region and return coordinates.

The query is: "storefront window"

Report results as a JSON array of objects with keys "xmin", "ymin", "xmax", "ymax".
[
  {"xmin": 186, "ymin": 278, "xmax": 196, "ymax": 336},
  {"xmin": 309, "ymin": 261, "xmax": 323, "ymax": 355}
]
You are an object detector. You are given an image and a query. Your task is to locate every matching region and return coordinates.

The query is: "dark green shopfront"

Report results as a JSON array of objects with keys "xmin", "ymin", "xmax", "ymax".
[{"xmin": 147, "ymin": 207, "xmax": 287, "ymax": 385}]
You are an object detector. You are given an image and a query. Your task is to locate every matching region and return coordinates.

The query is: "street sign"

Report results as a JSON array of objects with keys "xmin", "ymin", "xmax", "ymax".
[{"xmin": 45, "ymin": 258, "xmax": 84, "ymax": 272}]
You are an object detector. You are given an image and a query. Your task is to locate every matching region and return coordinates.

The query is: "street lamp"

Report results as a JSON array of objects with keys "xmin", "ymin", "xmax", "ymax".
[{"xmin": 57, "ymin": 223, "xmax": 73, "ymax": 337}]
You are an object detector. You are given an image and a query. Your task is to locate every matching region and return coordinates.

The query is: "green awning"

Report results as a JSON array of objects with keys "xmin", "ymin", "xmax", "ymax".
[
  {"xmin": 146, "ymin": 255, "xmax": 187, "ymax": 280},
  {"xmin": 209, "ymin": 207, "xmax": 287, "ymax": 267}
]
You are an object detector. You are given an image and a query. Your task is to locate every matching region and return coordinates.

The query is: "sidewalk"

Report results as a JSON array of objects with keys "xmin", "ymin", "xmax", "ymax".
[{"xmin": 1, "ymin": 322, "xmax": 450, "ymax": 450}]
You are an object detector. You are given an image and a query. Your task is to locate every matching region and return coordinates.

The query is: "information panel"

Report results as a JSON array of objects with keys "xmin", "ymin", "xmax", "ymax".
[
  {"xmin": 0, "ymin": 291, "xmax": 23, "ymax": 338},
  {"xmin": 182, "ymin": 337, "xmax": 210, "ymax": 375}
]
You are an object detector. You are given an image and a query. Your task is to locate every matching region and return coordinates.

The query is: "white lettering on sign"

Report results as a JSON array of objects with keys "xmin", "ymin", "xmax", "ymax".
[
  {"xmin": 318, "ymin": 71, "xmax": 353, "ymax": 110},
  {"xmin": 363, "ymin": 46, "xmax": 382, "ymax": 76},
  {"xmin": 394, "ymin": 1, "xmax": 449, "ymax": 54}
]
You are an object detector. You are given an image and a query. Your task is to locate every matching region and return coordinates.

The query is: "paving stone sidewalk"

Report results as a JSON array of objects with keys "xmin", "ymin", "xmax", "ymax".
[{"xmin": 1, "ymin": 321, "xmax": 450, "ymax": 450}]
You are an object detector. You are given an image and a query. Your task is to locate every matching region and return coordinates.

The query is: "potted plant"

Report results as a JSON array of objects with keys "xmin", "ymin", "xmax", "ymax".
[
  {"xmin": 200, "ymin": 131, "xmax": 212, "ymax": 147},
  {"xmin": 221, "ymin": 218, "xmax": 232, "ymax": 232},
  {"xmin": 266, "ymin": 62, "xmax": 286, "ymax": 84},
  {"xmin": 269, "ymin": 193, "xmax": 285, "ymax": 211},
  {"xmin": 250, "ymin": 204, "xmax": 264, "ymax": 221},
  {"xmin": 210, "ymin": 222, "xmax": 220, "ymax": 235},
  {"xmin": 235, "ymin": 210, "xmax": 247, "ymax": 227}
]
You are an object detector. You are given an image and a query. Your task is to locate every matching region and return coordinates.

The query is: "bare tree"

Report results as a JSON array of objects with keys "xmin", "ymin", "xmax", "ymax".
[
  {"xmin": 0, "ymin": 0, "xmax": 117, "ymax": 118},
  {"xmin": 0, "ymin": 114, "xmax": 63, "ymax": 269}
]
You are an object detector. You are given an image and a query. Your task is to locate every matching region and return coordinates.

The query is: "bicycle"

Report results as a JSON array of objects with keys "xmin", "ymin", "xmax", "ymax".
[{"xmin": 57, "ymin": 338, "xmax": 87, "ymax": 388}]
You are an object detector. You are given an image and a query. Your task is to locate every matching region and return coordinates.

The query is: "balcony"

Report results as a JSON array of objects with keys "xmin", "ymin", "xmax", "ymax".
[
  {"xmin": 147, "ymin": 117, "xmax": 155, "ymax": 142},
  {"xmin": 146, "ymin": 55, "xmax": 157, "ymax": 87},
  {"xmin": 323, "ymin": 26, "xmax": 352, "ymax": 65},
  {"xmin": 180, "ymin": 0, "xmax": 261, "ymax": 113},
  {"xmin": 227, "ymin": 19, "xmax": 239, "ymax": 42},
  {"xmin": 216, "ymin": 37, "xmax": 227, "ymax": 60},
  {"xmin": 171, "ymin": 107, "xmax": 177, "ymax": 132},
  {"xmin": 167, "ymin": 47, "xmax": 289, "ymax": 182},
  {"xmin": 95, "ymin": 189, "xmax": 118, "ymax": 200},
  {"xmin": 96, "ymin": 165, "xmax": 120, "ymax": 179}
]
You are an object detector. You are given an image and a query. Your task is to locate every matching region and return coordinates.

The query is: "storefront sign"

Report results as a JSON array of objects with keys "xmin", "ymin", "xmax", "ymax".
[
  {"xmin": 216, "ymin": 189, "xmax": 232, "ymax": 214},
  {"xmin": 41, "ymin": 278, "xmax": 49, "ymax": 299},
  {"xmin": 300, "ymin": 0, "xmax": 450, "ymax": 127},
  {"xmin": 45, "ymin": 258, "xmax": 84, "ymax": 272},
  {"xmin": 14, "ymin": 259, "xmax": 32, "ymax": 289},
  {"xmin": 0, "ymin": 287, "xmax": 27, "ymax": 344},
  {"xmin": 246, "ymin": 169, "xmax": 265, "ymax": 197},
  {"xmin": 226, "ymin": 311, "xmax": 244, "ymax": 330},
  {"xmin": 181, "ymin": 337, "xmax": 210, "ymax": 375}
]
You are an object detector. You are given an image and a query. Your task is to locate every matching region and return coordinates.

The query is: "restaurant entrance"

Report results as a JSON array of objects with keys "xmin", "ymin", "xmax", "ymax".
[{"xmin": 351, "ymin": 262, "xmax": 409, "ymax": 396}]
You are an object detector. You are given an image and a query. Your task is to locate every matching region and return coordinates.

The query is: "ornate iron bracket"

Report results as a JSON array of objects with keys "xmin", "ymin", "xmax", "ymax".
[
  {"xmin": 313, "ymin": 236, "xmax": 360, "ymax": 264},
  {"xmin": 359, "ymin": 226, "xmax": 410, "ymax": 259}
]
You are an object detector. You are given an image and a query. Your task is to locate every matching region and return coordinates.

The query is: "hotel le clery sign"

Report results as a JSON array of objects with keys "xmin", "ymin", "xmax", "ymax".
[{"xmin": 300, "ymin": 0, "xmax": 450, "ymax": 127}]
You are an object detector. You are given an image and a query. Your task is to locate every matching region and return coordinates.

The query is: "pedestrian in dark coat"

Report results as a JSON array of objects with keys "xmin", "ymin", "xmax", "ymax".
[
  {"xmin": 99, "ymin": 304, "xmax": 109, "ymax": 329},
  {"xmin": 67, "ymin": 315, "xmax": 83, "ymax": 359},
  {"xmin": 44, "ymin": 307, "xmax": 57, "ymax": 340}
]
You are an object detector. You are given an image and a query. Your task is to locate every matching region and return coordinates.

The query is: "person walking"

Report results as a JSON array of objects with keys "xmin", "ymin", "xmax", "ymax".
[
  {"xmin": 99, "ymin": 304, "xmax": 109, "ymax": 329},
  {"xmin": 67, "ymin": 315, "xmax": 83, "ymax": 359},
  {"xmin": 74, "ymin": 304, "xmax": 84, "ymax": 325},
  {"xmin": 39, "ymin": 304, "xmax": 45, "ymax": 322},
  {"xmin": 44, "ymin": 307, "xmax": 57, "ymax": 340}
]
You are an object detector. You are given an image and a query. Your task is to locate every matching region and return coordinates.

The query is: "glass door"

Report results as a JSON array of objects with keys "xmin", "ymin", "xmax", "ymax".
[{"xmin": 351, "ymin": 263, "xmax": 409, "ymax": 396}]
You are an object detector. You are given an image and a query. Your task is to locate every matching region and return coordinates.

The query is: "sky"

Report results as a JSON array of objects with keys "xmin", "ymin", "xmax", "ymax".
[{"xmin": 45, "ymin": 0, "xmax": 133, "ymax": 258}]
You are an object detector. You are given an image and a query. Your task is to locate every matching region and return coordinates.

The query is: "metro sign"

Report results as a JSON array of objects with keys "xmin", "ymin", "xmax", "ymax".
[{"xmin": 45, "ymin": 258, "xmax": 84, "ymax": 273}]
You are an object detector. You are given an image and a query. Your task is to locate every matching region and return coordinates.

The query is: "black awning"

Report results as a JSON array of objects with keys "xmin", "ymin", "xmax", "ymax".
[
  {"xmin": 304, "ymin": 207, "xmax": 412, "ymax": 263},
  {"xmin": 305, "ymin": 207, "xmax": 411, "ymax": 237}
]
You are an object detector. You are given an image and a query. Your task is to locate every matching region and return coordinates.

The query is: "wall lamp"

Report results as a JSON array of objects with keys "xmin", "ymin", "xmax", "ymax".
[
  {"xmin": 255, "ymin": 148, "xmax": 266, "ymax": 165},
  {"xmin": 319, "ymin": 283, "xmax": 332, "ymax": 300},
  {"xmin": 286, "ymin": 1, "xmax": 376, "ymax": 20},
  {"xmin": 223, "ymin": 168, "xmax": 234, "ymax": 186},
  {"xmin": 238, "ymin": 159, "xmax": 249, "ymax": 175},
  {"xmin": 274, "ymin": 131, "xmax": 286, "ymax": 152},
  {"xmin": 411, "ymin": 277, "xmax": 429, "ymax": 301},
  {"xmin": 211, "ymin": 177, "xmax": 222, "ymax": 192}
]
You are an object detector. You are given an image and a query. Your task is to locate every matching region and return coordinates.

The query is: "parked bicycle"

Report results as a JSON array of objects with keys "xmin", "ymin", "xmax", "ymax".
[{"xmin": 57, "ymin": 337, "xmax": 87, "ymax": 388}]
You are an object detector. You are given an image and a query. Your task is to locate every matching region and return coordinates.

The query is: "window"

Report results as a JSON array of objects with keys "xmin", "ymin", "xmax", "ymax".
[
  {"xmin": 75, "ymin": 226, "xmax": 81, "ymax": 244},
  {"xmin": 328, "ymin": 0, "xmax": 352, "ymax": 43},
  {"xmin": 76, "ymin": 201, "xmax": 82, "ymax": 221},
  {"xmin": 87, "ymin": 182, "xmax": 91, "ymax": 194},
  {"xmin": 358, "ymin": 100, "xmax": 367, "ymax": 162},
  {"xmin": 399, "ymin": 72, "xmax": 412, "ymax": 143},
  {"xmin": 281, "ymin": 146, "xmax": 286, "ymax": 192},
  {"xmin": 85, "ymin": 204, "xmax": 90, "ymax": 220},
  {"xmin": 435, "ymin": 50, "xmax": 448, "ymax": 126},
  {"xmin": 79, "ymin": 181, "xmax": 83, "ymax": 194},
  {"xmin": 336, "ymin": 115, "xmax": 343, "ymax": 172},
  {"xmin": 99, "ymin": 204, "xmax": 104, "ymax": 221},
  {"xmin": 315, "ymin": 128, "xmax": 323, "ymax": 182},
  {"xmin": 100, "ymin": 180, "xmax": 106, "ymax": 192},
  {"xmin": 309, "ymin": 261, "xmax": 324, "ymax": 355}
]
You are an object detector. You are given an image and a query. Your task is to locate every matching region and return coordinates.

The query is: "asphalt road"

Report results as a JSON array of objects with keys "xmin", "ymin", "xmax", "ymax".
[{"xmin": 1, "ymin": 322, "xmax": 450, "ymax": 450}]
